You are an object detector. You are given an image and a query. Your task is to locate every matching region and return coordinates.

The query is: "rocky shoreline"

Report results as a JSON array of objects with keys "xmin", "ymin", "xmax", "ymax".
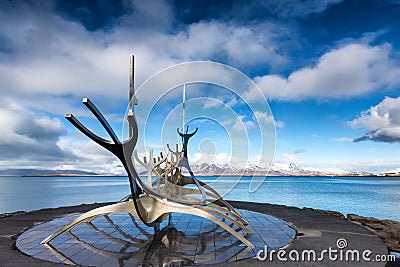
[
  {"xmin": 0, "ymin": 210, "xmax": 27, "ymax": 219},
  {"xmin": 347, "ymin": 214, "xmax": 400, "ymax": 253}
]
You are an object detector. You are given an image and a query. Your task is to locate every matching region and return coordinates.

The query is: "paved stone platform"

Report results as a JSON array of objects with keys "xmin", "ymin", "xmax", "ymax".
[
  {"xmin": 16, "ymin": 209, "xmax": 295, "ymax": 266},
  {"xmin": 0, "ymin": 201, "xmax": 393, "ymax": 266}
]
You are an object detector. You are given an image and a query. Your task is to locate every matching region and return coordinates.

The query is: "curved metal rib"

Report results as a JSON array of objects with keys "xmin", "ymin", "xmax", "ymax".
[
  {"xmin": 166, "ymin": 139, "xmax": 207, "ymax": 205},
  {"xmin": 83, "ymin": 98, "xmax": 120, "ymax": 144},
  {"xmin": 42, "ymin": 201, "xmax": 138, "ymax": 244},
  {"xmin": 157, "ymin": 184, "xmax": 248, "ymax": 226},
  {"xmin": 65, "ymin": 114, "xmax": 115, "ymax": 152},
  {"xmin": 166, "ymin": 168, "xmax": 243, "ymax": 218}
]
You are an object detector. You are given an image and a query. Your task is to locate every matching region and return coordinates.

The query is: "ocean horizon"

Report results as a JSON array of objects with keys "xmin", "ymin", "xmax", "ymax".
[{"xmin": 1, "ymin": 175, "xmax": 399, "ymax": 221}]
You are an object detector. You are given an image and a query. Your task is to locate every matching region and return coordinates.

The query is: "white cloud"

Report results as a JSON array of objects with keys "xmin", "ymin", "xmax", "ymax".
[
  {"xmin": 231, "ymin": 116, "xmax": 256, "ymax": 133},
  {"xmin": 170, "ymin": 21, "xmax": 229, "ymax": 60},
  {"xmin": 168, "ymin": 21, "xmax": 289, "ymax": 68},
  {"xmin": 254, "ymin": 111, "xmax": 284, "ymax": 128},
  {"xmin": 57, "ymin": 138, "xmax": 121, "ymax": 173},
  {"xmin": 0, "ymin": 98, "xmax": 68, "ymax": 163},
  {"xmin": 0, "ymin": 97, "xmax": 125, "ymax": 173},
  {"xmin": 190, "ymin": 152, "xmax": 231, "ymax": 166},
  {"xmin": 224, "ymin": 24, "xmax": 288, "ymax": 67},
  {"xmin": 348, "ymin": 96, "xmax": 400, "ymax": 143},
  {"xmin": 201, "ymin": 94, "xmax": 238, "ymax": 109},
  {"xmin": 0, "ymin": 1, "xmax": 289, "ymax": 172},
  {"xmin": 202, "ymin": 100, "xmax": 223, "ymax": 109},
  {"xmin": 0, "ymin": 2, "xmax": 291, "ymax": 106},
  {"xmin": 333, "ymin": 137, "xmax": 354, "ymax": 142},
  {"xmin": 251, "ymin": 43, "xmax": 400, "ymax": 100},
  {"xmin": 280, "ymin": 153, "xmax": 303, "ymax": 164}
]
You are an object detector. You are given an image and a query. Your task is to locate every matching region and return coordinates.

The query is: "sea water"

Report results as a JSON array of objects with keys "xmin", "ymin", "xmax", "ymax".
[{"xmin": 0, "ymin": 175, "xmax": 399, "ymax": 221}]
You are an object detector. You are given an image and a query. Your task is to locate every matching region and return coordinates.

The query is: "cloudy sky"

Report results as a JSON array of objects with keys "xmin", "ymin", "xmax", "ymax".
[{"xmin": 1, "ymin": 0, "xmax": 400, "ymax": 174}]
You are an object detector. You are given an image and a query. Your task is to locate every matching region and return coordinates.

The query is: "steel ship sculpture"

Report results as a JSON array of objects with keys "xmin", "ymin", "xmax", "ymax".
[{"xmin": 42, "ymin": 55, "xmax": 254, "ymax": 248}]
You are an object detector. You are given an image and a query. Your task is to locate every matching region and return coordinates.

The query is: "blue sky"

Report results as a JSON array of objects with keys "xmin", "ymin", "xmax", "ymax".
[{"xmin": 1, "ymin": 0, "xmax": 400, "ymax": 174}]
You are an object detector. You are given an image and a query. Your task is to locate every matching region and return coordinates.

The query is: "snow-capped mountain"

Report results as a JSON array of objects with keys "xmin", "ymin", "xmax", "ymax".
[{"xmin": 187, "ymin": 162, "xmax": 357, "ymax": 176}]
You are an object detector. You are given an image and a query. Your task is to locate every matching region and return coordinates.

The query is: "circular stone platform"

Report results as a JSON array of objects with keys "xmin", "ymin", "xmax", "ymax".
[{"xmin": 16, "ymin": 209, "xmax": 295, "ymax": 266}]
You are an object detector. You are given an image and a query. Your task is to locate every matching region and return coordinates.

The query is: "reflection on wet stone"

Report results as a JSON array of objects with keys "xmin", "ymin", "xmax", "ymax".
[{"xmin": 17, "ymin": 209, "xmax": 295, "ymax": 266}]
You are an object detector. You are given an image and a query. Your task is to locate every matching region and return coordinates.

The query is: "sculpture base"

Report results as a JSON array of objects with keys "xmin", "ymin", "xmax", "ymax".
[{"xmin": 17, "ymin": 209, "xmax": 295, "ymax": 266}]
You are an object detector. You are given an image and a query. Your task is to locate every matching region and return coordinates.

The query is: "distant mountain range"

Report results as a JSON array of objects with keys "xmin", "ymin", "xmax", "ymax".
[
  {"xmin": 188, "ymin": 163, "xmax": 398, "ymax": 177},
  {"xmin": 1, "ymin": 163, "xmax": 399, "ymax": 177},
  {"xmin": 188, "ymin": 162, "xmax": 315, "ymax": 176}
]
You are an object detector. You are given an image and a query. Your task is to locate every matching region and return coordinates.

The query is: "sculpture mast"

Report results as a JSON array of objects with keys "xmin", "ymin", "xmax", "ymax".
[
  {"xmin": 129, "ymin": 54, "xmax": 134, "ymax": 113},
  {"xmin": 182, "ymin": 83, "xmax": 186, "ymax": 131},
  {"xmin": 129, "ymin": 54, "xmax": 138, "ymax": 137}
]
